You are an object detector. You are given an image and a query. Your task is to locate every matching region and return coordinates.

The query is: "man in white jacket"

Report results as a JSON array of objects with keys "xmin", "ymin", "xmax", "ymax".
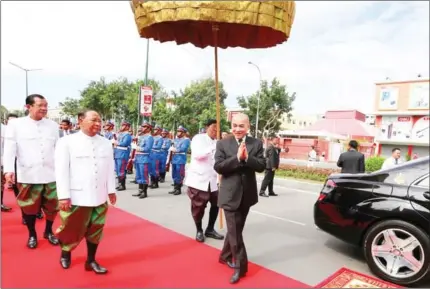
[
  {"xmin": 54, "ymin": 110, "xmax": 117, "ymax": 274},
  {"xmin": 184, "ymin": 119, "xmax": 224, "ymax": 243},
  {"xmin": 3, "ymin": 94, "xmax": 59, "ymax": 249}
]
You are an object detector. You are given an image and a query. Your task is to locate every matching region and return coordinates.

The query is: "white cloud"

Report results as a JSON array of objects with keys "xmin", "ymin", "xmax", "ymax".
[{"xmin": 1, "ymin": 1, "xmax": 428, "ymax": 115}]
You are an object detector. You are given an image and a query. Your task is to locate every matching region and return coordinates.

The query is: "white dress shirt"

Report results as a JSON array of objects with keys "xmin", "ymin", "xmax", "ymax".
[
  {"xmin": 55, "ymin": 131, "xmax": 116, "ymax": 207},
  {"xmin": 184, "ymin": 133, "xmax": 218, "ymax": 192},
  {"xmin": 3, "ymin": 116, "xmax": 59, "ymax": 184},
  {"xmin": 1, "ymin": 123, "xmax": 6, "ymax": 166},
  {"xmin": 381, "ymin": 157, "xmax": 402, "ymax": 170}
]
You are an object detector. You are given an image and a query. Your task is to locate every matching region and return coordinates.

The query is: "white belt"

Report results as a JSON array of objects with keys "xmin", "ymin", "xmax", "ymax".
[
  {"xmin": 152, "ymin": 149, "xmax": 161, "ymax": 152},
  {"xmin": 174, "ymin": 152, "xmax": 186, "ymax": 155},
  {"xmin": 136, "ymin": 152, "xmax": 149, "ymax": 155},
  {"xmin": 116, "ymin": 146, "xmax": 128, "ymax": 151}
]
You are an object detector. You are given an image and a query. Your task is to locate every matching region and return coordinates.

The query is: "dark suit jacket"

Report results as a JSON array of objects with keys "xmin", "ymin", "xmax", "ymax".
[
  {"xmin": 214, "ymin": 136, "xmax": 266, "ymax": 211},
  {"xmin": 59, "ymin": 129, "xmax": 77, "ymax": 138},
  {"xmin": 265, "ymin": 144, "xmax": 280, "ymax": 170},
  {"xmin": 337, "ymin": 149, "xmax": 365, "ymax": 174}
]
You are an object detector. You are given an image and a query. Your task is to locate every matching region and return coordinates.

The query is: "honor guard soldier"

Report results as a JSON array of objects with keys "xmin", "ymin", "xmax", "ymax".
[
  {"xmin": 149, "ymin": 125, "xmax": 162, "ymax": 189},
  {"xmin": 159, "ymin": 129, "xmax": 171, "ymax": 183},
  {"xmin": 168, "ymin": 126, "xmax": 191, "ymax": 196},
  {"xmin": 113, "ymin": 121, "xmax": 132, "ymax": 191},
  {"xmin": 132, "ymin": 121, "xmax": 154, "ymax": 199},
  {"xmin": 103, "ymin": 122, "xmax": 115, "ymax": 140}
]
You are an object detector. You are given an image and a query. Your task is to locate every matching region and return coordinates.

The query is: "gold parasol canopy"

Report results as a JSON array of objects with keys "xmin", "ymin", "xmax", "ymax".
[{"xmin": 131, "ymin": 1, "xmax": 295, "ymax": 49}]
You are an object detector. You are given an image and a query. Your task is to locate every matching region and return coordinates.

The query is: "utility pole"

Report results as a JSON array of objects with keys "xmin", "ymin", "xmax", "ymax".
[
  {"xmin": 248, "ymin": 61, "xmax": 262, "ymax": 138},
  {"xmin": 138, "ymin": 39, "xmax": 150, "ymax": 126},
  {"xmin": 9, "ymin": 62, "xmax": 42, "ymax": 98}
]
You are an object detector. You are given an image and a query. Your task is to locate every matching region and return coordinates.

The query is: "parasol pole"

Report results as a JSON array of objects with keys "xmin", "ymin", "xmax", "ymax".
[{"xmin": 212, "ymin": 24, "xmax": 224, "ymax": 230}]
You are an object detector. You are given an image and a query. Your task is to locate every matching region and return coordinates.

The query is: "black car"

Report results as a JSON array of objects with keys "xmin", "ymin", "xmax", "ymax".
[{"xmin": 314, "ymin": 156, "xmax": 430, "ymax": 287}]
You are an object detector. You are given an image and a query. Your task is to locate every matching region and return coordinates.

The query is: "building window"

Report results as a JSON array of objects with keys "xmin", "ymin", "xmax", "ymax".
[
  {"xmin": 303, "ymin": 121, "xmax": 307, "ymax": 126},
  {"xmin": 292, "ymin": 120, "xmax": 296, "ymax": 124}
]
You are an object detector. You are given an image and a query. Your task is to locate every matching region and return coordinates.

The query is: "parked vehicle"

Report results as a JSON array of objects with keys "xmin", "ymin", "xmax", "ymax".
[{"xmin": 314, "ymin": 156, "xmax": 430, "ymax": 286}]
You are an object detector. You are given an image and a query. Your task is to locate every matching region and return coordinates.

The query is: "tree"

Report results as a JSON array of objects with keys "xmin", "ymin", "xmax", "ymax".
[
  {"xmin": 59, "ymin": 97, "xmax": 81, "ymax": 118},
  {"xmin": 7, "ymin": 109, "xmax": 26, "ymax": 118},
  {"xmin": 237, "ymin": 77, "xmax": 296, "ymax": 138},
  {"xmin": 1, "ymin": 105, "xmax": 8, "ymax": 123},
  {"xmin": 58, "ymin": 77, "xmax": 166, "ymax": 128},
  {"xmin": 152, "ymin": 77, "xmax": 229, "ymax": 136}
]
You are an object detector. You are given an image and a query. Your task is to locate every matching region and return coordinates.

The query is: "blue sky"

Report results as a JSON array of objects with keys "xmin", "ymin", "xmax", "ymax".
[{"xmin": 1, "ymin": 1, "xmax": 429, "ymax": 115}]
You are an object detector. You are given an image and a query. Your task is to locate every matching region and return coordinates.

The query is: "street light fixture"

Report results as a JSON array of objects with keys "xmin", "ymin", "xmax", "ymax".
[
  {"xmin": 248, "ymin": 61, "xmax": 262, "ymax": 138},
  {"xmin": 9, "ymin": 62, "xmax": 42, "ymax": 98}
]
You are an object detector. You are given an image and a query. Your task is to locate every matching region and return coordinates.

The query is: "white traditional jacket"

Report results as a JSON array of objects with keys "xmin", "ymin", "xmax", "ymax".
[
  {"xmin": 55, "ymin": 131, "xmax": 116, "ymax": 207},
  {"xmin": 184, "ymin": 133, "xmax": 218, "ymax": 192},
  {"xmin": 3, "ymin": 116, "xmax": 59, "ymax": 184}
]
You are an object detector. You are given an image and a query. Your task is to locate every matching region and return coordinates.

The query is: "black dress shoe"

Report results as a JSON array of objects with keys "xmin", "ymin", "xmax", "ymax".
[
  {"xmin": 85, "ymin": 261, "xmax": 108, "ymax": 274},
  {"xmin": 230, "ymin": 269, "xmax": 246, "ymax": 284},
  {"xmin": 60, "ymin": 251, "xmax": 71, "ymax": 269},
  {"xmin": 259, "ymin": 193, "xmax": 269, "ymax": 197},
  {"xmin": 1, "ymin": 205, "xmax": 12, "ymax": 212},
  {"xmin": 268, "ymin": 192, "xmax": 278, "ymax": 196},
  {"xmin": 205, "ymin": 229, "xmax": 224, "ymax": 240},
  {"xmin": 44, "ymin": 232, "xmax": 60, "ymax": 245},
  {"xmin": 27, "ymin": 236, "xmax": 38, "ymax": 249},
  {"xmin": 219, "ymin": 259, "xmax": 235, "ymax": 269},
  {"xmin": 36, "ymin": 212, "xmax": 44, "ymax": 219},
  {"xmin": 196, "ymin": 231, "xmax": 205, "ymax": 242}
]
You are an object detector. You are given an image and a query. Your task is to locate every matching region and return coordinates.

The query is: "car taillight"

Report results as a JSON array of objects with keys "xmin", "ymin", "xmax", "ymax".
[{"xmin": 318, "ymin": 179, "xmax": 337, "ymax": 201}]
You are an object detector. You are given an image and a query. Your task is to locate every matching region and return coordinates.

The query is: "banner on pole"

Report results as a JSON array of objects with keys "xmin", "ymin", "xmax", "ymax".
[{"xmin": 139, "ymin": 86, "xmax": 153, "ymax": 117}]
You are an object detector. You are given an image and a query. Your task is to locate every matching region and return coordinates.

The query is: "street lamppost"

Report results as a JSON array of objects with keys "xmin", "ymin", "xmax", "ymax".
[
  {"xmin": 248, "ymin": 61, "xmax": 262, "ymax": 138},
  {"xmin": 9, "ymin": 62, "xmax": 42, "ymax": 98}
]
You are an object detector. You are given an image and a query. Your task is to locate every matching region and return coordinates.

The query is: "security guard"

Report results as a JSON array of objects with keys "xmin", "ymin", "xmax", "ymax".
[
  {"xmin": 113, "ymin": 121, "xmax": 132, "ymax": 191},
  {"xmin": 133, "ymin": 121, "xmax": 154, "ymax": 199},
  {"xmin": 159, "ymin": 129, "xmax": 172, "ymax": 183},
  {"xmin": 168, "ymin": 126, "xmax": 191, "ymax": 196},
  {"xmin": 149, "ymin": 125, "xmax": 162, "ymax": 189}
]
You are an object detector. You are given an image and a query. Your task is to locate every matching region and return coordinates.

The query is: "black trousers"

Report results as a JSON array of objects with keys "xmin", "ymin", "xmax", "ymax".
[
  {"xmin": 220, "ymin": 202, "xmax": 250, "ymax": 274},
  {"xmin": 260, "ymin": 169, "xmax": 275, "ymax": 193}
]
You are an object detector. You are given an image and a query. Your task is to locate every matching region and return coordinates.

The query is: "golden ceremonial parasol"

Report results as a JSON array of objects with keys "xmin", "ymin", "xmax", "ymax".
[{"xmin": 130, "ymin": 0, "xmax": 296, "ymax": 228}]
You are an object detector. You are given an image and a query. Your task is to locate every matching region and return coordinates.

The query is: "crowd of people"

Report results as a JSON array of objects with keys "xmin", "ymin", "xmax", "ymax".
[{"xmin": 1, "ymin": 93, "xmax": 284, "ymax": 284}]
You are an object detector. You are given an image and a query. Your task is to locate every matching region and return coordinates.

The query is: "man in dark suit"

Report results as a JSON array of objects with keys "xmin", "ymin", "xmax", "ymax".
[
  {"xmin": 59, "ymin": 119, "xmax": 76, "ymax": 138},
  {"xmin": 214, "ymin": 113, "xmax": 266, "ymax": 284},
  {"xmin": 259, "ymin": 137, "xmax": 280, "ymax": 197},
  {"xmin": 337, "ymin": 140, "xmax": 365, "ymax": 174}
]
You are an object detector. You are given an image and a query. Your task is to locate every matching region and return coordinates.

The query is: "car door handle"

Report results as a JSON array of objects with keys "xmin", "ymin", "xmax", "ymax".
[{"xmin": 424, "ymin": 192, "xmax": 430, "ymax": 200}]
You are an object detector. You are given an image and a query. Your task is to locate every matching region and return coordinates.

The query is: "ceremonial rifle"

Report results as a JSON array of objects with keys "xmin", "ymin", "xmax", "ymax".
[
  {"xmin": 165, "ymin": 140, "xmax": 174, "ymax": 172},
  {"xmin": 126, "ymin": 136, "xmax": 137, "ymax": 173}
]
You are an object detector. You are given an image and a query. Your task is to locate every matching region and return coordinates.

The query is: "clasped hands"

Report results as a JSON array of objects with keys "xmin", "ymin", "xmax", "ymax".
[
  {"xmin": 237, "ymin": 142, "xmax": 248, "ymax": 161},
  {"xmin": 59, "ymin": 193, "xmax": 117, "ymax": 212}
]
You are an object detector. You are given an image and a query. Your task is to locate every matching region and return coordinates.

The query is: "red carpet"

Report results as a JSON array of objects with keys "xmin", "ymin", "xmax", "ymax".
[
  {"xmin": 315, "ymin": 267, "xmax": 402, "ymax": 288},
  {"xmin": 1, "ymin": 190, "xmax": 309, "ymax": 288}
]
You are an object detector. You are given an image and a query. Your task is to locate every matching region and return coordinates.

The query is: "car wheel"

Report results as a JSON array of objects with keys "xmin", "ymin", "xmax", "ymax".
[{"xmin": 363, "ymin": 219, "xmax": 430, "ymax": 286}]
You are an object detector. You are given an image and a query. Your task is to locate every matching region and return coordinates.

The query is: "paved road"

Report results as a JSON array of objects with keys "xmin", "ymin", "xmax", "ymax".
[
  {"xmin": 115, "ymin": 174, "xmax": 369, "ymax": 286},
  {"xmin": 280, "ymin": 158, "xmax": 339, "ymax": 169}
]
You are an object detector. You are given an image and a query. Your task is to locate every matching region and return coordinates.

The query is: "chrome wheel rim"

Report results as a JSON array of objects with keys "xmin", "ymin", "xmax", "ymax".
[{"xmin": 371, "ymin": 228, "xmax": 424, "ymax": 279}]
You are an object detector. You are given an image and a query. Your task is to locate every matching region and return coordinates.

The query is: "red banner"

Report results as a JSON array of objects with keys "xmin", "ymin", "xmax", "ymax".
[{"xmin": 139, "ymin": 86, "xmax": 153, "ymax": 117}]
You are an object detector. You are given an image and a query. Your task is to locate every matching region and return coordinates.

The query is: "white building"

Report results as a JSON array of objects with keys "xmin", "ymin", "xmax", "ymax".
[{"xmin": 46, "ymin": 107, "xmax": 63, "ymax": 123}]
